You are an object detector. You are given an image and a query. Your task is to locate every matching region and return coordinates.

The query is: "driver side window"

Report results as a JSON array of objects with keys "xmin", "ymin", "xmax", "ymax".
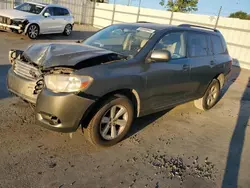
[
  {"xmin": 154, "ymin": 32, "xmax": 186, "ymax": 59},
  {"xmin": 43, "ymin": 7, "xmax": 54, "ymax": 16}
]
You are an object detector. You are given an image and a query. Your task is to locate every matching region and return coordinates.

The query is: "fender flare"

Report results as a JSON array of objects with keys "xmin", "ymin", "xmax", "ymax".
[{"xmin": 132, "ymin": 89, "xmax": 141, "ymax": 117}]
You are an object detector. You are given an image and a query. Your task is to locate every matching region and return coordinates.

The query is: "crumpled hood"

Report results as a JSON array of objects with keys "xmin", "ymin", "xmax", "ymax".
[
  {"xmin": 0, "ymin": 9, "xmax": 35, "ymax": 19},
  {"xmin": 23, "ymin": 43, "xmax": 115, "ymax": 69}
]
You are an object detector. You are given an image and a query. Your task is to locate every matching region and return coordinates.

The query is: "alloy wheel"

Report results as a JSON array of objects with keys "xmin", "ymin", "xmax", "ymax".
[
  {"xmin": 100, "ymin": 105, "xmax": 128, "ymax": 140},
  {"xmin": 207, "ymin": 85, "xmax": 218, "ymax": 106},
  {"xmin": 28, "ymin": 25, "xmax": 38, "ymax": 39},
  {"xmin": 65, "ymin": 25, "xmax": 72, "ymax": 35}
]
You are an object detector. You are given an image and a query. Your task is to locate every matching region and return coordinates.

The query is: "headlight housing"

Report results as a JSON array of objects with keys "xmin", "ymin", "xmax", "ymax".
[
  {"xmin": 12, "ymin": 19, "xmax": 28, "ymax": 26},
  {"xmin": 44, "ymin": 74, "xmax": 93, "ymax": 93},
  {"xmin": 12, "ymin": 18, "xmax": 27, "ymax": 23}
]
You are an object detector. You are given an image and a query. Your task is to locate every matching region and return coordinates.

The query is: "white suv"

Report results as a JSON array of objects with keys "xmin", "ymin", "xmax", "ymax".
[{"xmin": 0, "ymin": 2, "xmax": 74, "ymax": 39}]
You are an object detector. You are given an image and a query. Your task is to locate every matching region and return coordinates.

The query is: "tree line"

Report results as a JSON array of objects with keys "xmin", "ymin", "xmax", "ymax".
[{"xmin": 159, "ymin": 0, "xmax": 250, "ymax": 20}]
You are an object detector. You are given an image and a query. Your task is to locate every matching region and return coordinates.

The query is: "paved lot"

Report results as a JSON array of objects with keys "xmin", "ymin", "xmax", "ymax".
[{"xmin": 0, "ymin": 25, "xmax": 250, "ymax": 188}]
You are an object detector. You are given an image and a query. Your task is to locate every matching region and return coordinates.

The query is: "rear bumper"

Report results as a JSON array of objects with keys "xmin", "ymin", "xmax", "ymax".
[
  {"xmin": 7, "ymin": 68, "xmax": 38, "ymax": 104},
  {"xmin": 0, "ymin": 23, "xmax": 21, "ymax": 30},
  {"xmin": 36, "ymin": 89, "xmax": 95, "ymax": 133}
]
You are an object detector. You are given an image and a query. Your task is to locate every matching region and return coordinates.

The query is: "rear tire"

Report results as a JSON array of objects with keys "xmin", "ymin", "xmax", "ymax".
[
  {"xmin": 27, "ymin": 24, "xmax": 39, "ymax": 39},
  {"xmin": 194, "ymin": 79, "xmax": 220, "ymax": 111},
  {"xmin": 84, "ymin": 95, "xmax": 134, "ymax": 147},
  {"xmin": 63, "ymin": 24, "xmax": 72, "ymax": 36}
]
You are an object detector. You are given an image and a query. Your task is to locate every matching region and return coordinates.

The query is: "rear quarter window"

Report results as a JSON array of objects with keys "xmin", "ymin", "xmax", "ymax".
[{"xmin": 211, "ymin": 35, "xmax": 225, "ymax": 55}]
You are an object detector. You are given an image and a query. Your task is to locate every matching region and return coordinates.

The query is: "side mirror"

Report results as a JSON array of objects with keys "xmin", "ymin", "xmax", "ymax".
[
  {"xmin": 150, "ymin": 50, "xmax": 171, "ymax": 62},
  {"xmin": 44, "ymin": 12, "xmax": 51, "ymax": 17}
]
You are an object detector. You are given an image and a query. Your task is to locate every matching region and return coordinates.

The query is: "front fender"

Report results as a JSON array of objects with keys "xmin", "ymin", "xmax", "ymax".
[
  {"xmin": 88, "ymin": 75, "xmax": 146, "ymax": 98},
  {"xmin": 24, "ymin": 22, "xmax": 40, "ymax": 34}
]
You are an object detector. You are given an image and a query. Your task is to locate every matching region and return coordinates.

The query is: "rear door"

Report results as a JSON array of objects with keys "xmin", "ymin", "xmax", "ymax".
[
  {"xmin": 145, "ymin": 31, "xmax": 192, "ymax": 110},
  {"xmin": 52, "ymin": 7, "xmax": 68, "ymax": 32},
  {"xmin": 186, "ymin": 32, "xmax": 214, "ymax": 98}
]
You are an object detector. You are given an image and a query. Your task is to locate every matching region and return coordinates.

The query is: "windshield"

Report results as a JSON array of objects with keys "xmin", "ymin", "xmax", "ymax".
[
  {"xmin": 83, "ymin": 25, "xmax": 156, "ymax": 57},
  {"xmin": 15, "ymin": 3, "xmax": 45, "ymax": 14}
]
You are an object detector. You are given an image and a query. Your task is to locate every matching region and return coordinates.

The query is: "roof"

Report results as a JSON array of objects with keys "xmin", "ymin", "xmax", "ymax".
[
  {"xmin": 27, "ymin": 1, "xmax": 68, "ymax": 9},
  {"xmin": 118, "ymin": 22, "xmax": 221, "ymax": 35},
  {"xmin": 27, "ymin": 1, "xmax": 48, "ymax": 6}
]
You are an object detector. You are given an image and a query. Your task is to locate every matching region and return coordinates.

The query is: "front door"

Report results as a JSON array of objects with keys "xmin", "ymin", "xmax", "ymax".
[
  {"xmin": 145, "ymin": 31, "xmax": 192, "ymax": 110},
  {"xmin": 40, "ymin": 7, "xmax": 59, "ymax": 33}
]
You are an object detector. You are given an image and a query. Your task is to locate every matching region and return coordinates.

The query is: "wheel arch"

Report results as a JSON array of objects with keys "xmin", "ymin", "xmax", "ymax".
[
  {"xmin": 81, "ymin": 88, "xmax": 141, "ymax": 129},
  {"xmin": 200, "ymin": 73, "xmax": 225, "ymax": 98},
  {"xmin": 24, "ymin": 23, "xmax": 40, "ymax": 35},
  {"xmin": 66, "ymin": 23, "xmax": 74, "ymax": 27},
  {"xmin": 216, "ymin": 73, "xmax": 225, "ymax": 90}
]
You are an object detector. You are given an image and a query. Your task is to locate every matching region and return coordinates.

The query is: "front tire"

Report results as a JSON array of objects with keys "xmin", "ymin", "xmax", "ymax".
[
  {"xmin": 27, "ymin": 24, "xmax": 39, "ymax": 39},
  {"xmin": 84, "ymin": 95, "xmax": 134, "ymax": 147},
  {"xmin": 194, "ymin": 79, "xmax": 220, "ymax": 111},
  {"xmin": 63, "ymin": 24, "xmax": 72, "ymax": 36}
]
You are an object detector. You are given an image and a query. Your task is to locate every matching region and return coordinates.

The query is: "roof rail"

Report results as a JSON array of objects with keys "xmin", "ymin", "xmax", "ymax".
[
  {"xmin": 178, "ymin": 24, "xmax": 219, "ymax": 33},
  {"xmin": 137, "ymin": 21, "xmax": 152, "ymax": 23}
]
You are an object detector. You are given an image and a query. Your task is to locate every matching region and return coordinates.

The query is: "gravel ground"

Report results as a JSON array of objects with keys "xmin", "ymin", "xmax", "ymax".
[{"xmin": 0, "ymin": 25, "xmax": 250, "ymax": 188}]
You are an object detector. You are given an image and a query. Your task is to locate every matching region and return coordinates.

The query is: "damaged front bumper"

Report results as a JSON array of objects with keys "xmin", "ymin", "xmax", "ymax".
[
  {"xmin": 36, "ymin": 89, "xmax": 95, "ymax": 133},
  {"xmin": 0, "ymin": 23, "xmax": 21, "ymax": 30},
  {"xmin": 0, "ymin": 19, "xmax": 28, "ymax": 33},
  {"xmin": 7, "ymin": 50, "xmax": 44, "ymax": 104},
  {"xmin": 7, "ymin": 68, "xmax": 41, "ymax": 104}
]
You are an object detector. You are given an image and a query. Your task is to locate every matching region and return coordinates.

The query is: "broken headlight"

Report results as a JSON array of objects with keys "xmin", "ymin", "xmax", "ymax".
[
  {"xmin": 12, "ymin": 19, "xmax": 28, "ymax": 27},
  {"xmin": 44, "ymin": 74, "xmax": 93, "ymax": 93},
  {"xmin": 12, "ymin": 18, "xmax": 27, "ymax": 23}
]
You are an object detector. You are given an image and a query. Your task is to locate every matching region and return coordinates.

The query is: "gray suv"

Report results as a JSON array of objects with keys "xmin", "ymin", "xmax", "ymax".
[{"xmin": 7, "ymin": 23, "xmax": 232, "ymax": 147}]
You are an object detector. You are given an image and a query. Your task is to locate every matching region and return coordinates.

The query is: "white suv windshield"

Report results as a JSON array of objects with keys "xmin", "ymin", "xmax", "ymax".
[
  {"xmin": 15, "ymin": 3, "xmax": 45, "ymax": 15},
  {"xmin": 83, "ymin": 25, "xmax": 155, "ymax": 57}
]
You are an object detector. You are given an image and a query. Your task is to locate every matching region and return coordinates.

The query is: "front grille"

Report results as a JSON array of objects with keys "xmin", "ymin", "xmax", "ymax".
[
  {"xmin": 13, "ymin": 60, "xmax": 42, "ymax": 80},
  {"xmin": 0, "ymin": 16, "xmax": 11, "ymax": 24}
]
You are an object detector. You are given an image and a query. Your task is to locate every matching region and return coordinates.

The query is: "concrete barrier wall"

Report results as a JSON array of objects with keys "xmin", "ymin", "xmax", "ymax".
[{"xmin": 93, "ymin": 3, "xmax": 250, "ymax": 70}]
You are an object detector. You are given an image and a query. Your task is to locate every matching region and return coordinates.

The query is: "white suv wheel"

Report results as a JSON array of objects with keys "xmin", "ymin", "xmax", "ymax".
[
  {"xmin": 63, "ymin": 24, "xmax": 72, "ymax": 36},
  {"xmin": 27, "ymin": 24, "xmax": 39, "ymax": 39}
]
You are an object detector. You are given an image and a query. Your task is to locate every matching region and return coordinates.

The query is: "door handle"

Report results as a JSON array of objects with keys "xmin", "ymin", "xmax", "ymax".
[{"xmin": 182, "ymin": 64, "xmax": 189, "ymax": 71}]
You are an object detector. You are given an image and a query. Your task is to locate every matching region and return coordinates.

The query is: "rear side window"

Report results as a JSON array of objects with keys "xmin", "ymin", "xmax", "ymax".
[
  {"xmin": 61, "ymin": 8, "xmax": 70, "ymax": 16},
  {"xmin": 211, "ymin": 35, "xmax": 225, "ymax": 55},
  {"xmin": 54, "ymin": 7, "xmax": 70, "ymax": 16},
  {"xmin": 188, "ymin": 33, "xmax": 208, "ymax": 57}
]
